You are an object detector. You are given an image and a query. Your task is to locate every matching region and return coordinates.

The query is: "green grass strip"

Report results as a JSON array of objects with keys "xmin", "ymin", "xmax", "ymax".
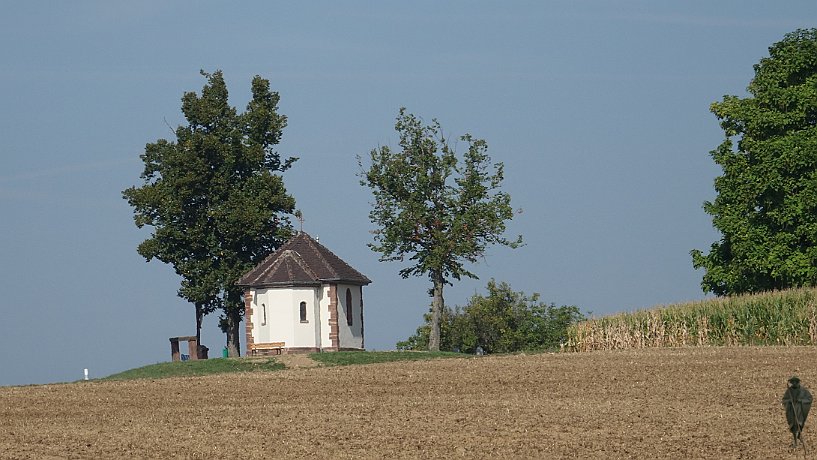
[
  {"xmin": 103, "ymin": 358, "xmax": 284, "ymax": 381},
  {"xmin": 309, "ymin": 350, "xmax": 464, "ymax": 366}
]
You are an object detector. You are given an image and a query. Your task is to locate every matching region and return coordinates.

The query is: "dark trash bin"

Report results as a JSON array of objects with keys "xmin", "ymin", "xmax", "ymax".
[{"xmin": 198, "ymin": 345, "xmax": 209, "ymax": 360}]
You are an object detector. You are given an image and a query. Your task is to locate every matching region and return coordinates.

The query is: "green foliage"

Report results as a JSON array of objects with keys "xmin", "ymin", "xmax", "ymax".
[
  {"xmin": 123, "ymin": 70, "xmax": 296, "ymax": 353},
  {"xmin": 359, "ymin": 109, "xmax": 522, "ymax": 350},
  {"xmin": 308, "ymin": 351, "xmax": 463, "ymax": 366},
  {"xmin": 398, "ymin": 280, "xmax": 584, "ymax": 353},
  {"xmin": 566, "ymin": 287, "xmax": 817, "ymax": 351},
  {"xmin": 692, "ymin": 29, "xmax": 817, "ymax": 295},
  {"xmin": 103, "ymin": 358, "xmax": 284, "ymax": 381},
  {"xmin": 394, "ymin": 308, "xmax": 456, "ymax": 351}
]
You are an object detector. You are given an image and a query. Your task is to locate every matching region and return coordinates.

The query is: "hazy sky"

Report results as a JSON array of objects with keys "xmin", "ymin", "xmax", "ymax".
[{"xmin": 1, "ymin": 2, "xmax": 814, "ymax": 386}]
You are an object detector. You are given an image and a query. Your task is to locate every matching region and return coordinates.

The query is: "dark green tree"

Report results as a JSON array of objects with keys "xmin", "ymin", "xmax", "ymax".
[
  {"xmin": 123, "ymin": 70, "xmax": 296, "ymax": 356},
  {"xmin": 692, "ymin": 29, "xmax": 817, "ymax": 296},
  {"xmin": 397, "ymin": 280, "xmax": 584, "ymax": 353},
  {"xmin": 360, "ymin": 109, "xmax": 522, "ymax": 351}
]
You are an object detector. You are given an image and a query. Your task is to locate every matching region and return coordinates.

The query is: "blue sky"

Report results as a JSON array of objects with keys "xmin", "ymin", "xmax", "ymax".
[{"xmin": 1, "ymin": 2, "xmax": 814, "ymax": 386}]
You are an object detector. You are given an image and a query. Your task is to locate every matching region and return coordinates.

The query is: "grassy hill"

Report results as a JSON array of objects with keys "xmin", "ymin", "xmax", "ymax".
[
  {"xmin": 103, "ymin": 351, "xmax": 464, "ymax": 381},
  {"xmin": 103, "ymin": 357, "xmax": 285, "ymax": 381}
]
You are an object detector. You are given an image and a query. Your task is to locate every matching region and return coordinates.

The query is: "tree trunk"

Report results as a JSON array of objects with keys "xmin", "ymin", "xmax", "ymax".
[
  {"xmin": 225, "ymin": 305, "xmax": 241, "ymax": 357},
  {"xmin": 220, "ymin": 290, "xmax": 243, "ymax": 357},
  {"xmin": 429, "ymin": 271, "xmax": 444, "ymax": 351},
  {"xmin": 195, "ymin": 302, "xmax": 203, "ymax": 358}
]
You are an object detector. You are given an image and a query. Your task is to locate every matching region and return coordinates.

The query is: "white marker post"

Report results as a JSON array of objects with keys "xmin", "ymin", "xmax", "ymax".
[{"xmin": 84, "ymin": 368, "xmax": 89, "ymax": 381}]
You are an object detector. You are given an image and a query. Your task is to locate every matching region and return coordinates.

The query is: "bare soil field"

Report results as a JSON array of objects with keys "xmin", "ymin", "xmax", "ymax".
[{"xmin": 0, "ymin": 347, "xmax": 813, "ymax": 459}]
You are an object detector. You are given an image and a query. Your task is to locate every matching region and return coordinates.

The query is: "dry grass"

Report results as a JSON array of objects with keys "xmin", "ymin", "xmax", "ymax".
[
  {"xmin": 0, "ymin": 346, "xmax": 811, "ymax": 458},
  {"xmin": 566, "ymin": 288, "xmax": 817, "ymax": 352}
]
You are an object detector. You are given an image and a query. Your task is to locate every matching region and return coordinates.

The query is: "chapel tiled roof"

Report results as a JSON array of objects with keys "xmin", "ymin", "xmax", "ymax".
[{"xmin": 236, "ymin": 232, "xmax": 371, "ymax": 288}]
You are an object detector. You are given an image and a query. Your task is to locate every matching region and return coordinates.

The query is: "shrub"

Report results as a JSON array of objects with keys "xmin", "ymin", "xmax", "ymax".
[{"xmin": 397, "ymin": 280, "xmax": 584, "ymax": 353}]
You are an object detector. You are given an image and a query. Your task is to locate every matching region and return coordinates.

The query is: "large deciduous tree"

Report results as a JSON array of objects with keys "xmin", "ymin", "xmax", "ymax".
[
  {"xmin": 692, "ymin": 29, "xmax": 817, "ymax": 296},
  {"xmin": 123, "ymin": 70, "xmax": 296, "ymax": 356},
  {"xmin": 359, "ymin": 109, "xmax": 522, "ymax": 351}
]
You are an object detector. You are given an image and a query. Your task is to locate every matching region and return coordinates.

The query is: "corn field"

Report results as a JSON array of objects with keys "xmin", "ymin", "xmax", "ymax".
[{"xmin": 564, "ymin": 287, "xmax": 817, "ymax": 351}]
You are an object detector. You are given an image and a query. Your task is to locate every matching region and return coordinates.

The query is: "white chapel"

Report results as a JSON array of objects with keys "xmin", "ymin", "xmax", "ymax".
[{"xmin": 237, "ymin": 232, "xmax": 371, "ymax": 355}]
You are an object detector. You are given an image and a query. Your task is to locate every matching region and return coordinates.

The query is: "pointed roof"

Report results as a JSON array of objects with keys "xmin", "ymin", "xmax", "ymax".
[{"xmin": 237, "ymin": 232, "xmax": 371, "ymax": 288}]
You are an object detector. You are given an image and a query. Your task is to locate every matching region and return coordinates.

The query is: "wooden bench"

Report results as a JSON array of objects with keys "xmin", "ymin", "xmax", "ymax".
[{"xmin": 249, "ymin": 342, "xmax": 285, "ymax": 356}]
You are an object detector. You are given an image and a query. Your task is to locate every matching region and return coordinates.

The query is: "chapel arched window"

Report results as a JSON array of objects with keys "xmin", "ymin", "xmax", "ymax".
[{"xmin": 345, "ymin": 288, "xmax": 353, "ymax": 326}]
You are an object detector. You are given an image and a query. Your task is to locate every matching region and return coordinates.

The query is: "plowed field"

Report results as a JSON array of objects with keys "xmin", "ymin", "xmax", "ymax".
[{"xmin": 1, "ymin": 347, "xmax": 813, "ymax": 459}]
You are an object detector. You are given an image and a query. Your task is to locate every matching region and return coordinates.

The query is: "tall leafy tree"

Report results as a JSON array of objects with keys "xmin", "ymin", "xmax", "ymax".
[
  {"xmin": 123, "ymin": 70, "xmax": 296, "ymax": 355},
  {"xmin": 359, "ymin": 109, "xmax": 522, "ymax": 351},
  {"xmin": 692, "ymin": 29, "xmax": 817, "ymax": 296}
]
